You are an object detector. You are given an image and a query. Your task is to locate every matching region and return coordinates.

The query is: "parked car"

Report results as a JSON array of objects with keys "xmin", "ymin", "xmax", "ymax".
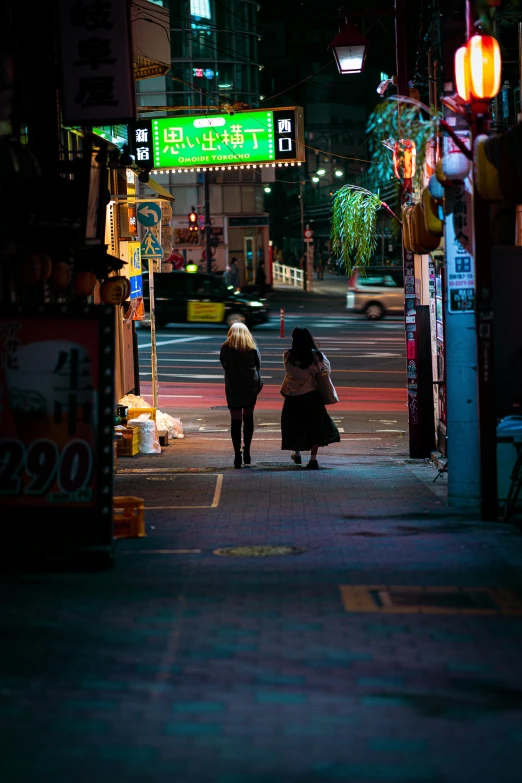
[
  {"xmin": 139, "ymin": 270, "xmax": 270, "ymax": 329},
  {"xmin": 346, "ymin": 266, "xmax": 404, "ymax": 320}
]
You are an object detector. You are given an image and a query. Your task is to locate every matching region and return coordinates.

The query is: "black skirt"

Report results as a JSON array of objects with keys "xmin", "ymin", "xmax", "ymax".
[{"xmin": 281, "ymin": 390, "xmax": 341, "ymax": 451}]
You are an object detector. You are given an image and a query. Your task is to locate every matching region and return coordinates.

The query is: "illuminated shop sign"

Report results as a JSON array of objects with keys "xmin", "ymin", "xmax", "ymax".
[
  {"xmin": 193, "ymin": 67, "xmax": 215, "ymax": 78},
  {"xmin": 129, "ymin": 107, "xmax": 304, "ymax": 171}
]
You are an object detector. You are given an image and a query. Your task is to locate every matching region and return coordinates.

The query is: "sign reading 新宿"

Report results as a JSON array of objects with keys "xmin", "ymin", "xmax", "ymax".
[{"xmin": 128, "ymin": 108, "xmax": 304, "ymax": 171}]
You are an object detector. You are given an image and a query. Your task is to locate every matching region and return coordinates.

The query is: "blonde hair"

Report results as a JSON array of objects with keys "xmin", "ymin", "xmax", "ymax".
[{"xmin": 226, "ymin": 322, "xmax": 257, "ymax": 351}]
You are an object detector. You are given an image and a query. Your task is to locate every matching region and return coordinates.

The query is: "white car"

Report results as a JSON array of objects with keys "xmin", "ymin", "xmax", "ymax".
[{"xmin": 346, "ymin": 266, "xmax": 404, "ymax": 320}]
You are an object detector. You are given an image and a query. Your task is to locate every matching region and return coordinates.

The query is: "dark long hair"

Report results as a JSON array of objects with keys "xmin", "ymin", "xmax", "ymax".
[{"xmin": 287, "ymin": 326, "xmax": 323, "ymax": 368}]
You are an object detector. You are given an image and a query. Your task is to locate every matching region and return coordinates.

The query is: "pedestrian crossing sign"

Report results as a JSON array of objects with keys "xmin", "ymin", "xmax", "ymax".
[{"xmin": 140, "ymin": 228, "xmax": 163, "ymax": 258}]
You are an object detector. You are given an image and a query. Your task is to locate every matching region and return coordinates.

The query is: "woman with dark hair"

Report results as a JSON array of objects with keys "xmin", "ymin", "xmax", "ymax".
[
  {"xmin": 280, "ymin": 326, "xmax": 340, "ymax": 469},
  {"xmin": 220, "ymin": 323, "xmax": 263, "ymax": 469}
]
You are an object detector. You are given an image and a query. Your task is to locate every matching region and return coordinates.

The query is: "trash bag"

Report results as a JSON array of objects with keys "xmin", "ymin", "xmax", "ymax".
[
  {"xmin": 119, "ymin": 393, "xmax": 151, "ymax": 410},
  {"xmin": 156, "ymin": 410, "xmax": 185, "ymax": 439}
]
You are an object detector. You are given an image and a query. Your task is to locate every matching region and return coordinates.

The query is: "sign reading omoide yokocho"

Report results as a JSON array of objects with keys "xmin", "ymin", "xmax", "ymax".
[{"xmin": 129, "ymin": 107, "xmax": 305, "ymax": 171}]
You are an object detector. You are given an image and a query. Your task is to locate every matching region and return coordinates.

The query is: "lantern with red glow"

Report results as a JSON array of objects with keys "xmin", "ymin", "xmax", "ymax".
[
  {"xmin": 392, "ymin": 139, "xmax": 416, "ymax": 183},
  {"xmin": 454, "ymin": 34, "xmax": 502, "ymax": 102}
]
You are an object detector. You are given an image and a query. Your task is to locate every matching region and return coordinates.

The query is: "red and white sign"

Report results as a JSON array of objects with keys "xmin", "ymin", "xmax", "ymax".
[{"xmin": 304, "ymin": 228, "xmax": 313, "ymax": 239}]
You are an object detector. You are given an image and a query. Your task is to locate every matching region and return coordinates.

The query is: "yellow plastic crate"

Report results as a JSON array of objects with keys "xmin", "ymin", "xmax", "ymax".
[
  {"xmin": 116, "ymin": 428, "xmax": 139, "ymax": 457},
  {"xmin": 113, "ymin": 496, "xmax": 146, "ymax": 540},
  {"xmin": 126, "ymin": 407, "xmax": 156, "ymax": 423}
]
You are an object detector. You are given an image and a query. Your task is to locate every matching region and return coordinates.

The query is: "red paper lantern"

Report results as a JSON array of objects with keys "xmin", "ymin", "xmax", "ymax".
[
  {"xmin": 393, "ymin": 139, "xmax": 416, "ymax": 181},
  {"xmin": 469, "ymin": 34, "xmax": 501, "ymax": 99},
  {"xmin": 455, "ymin": 44, "xmax": 471, "ymax": 102},
  {"xmin": 454, "ymin": 34, "xmax": 501, "ymax": 102}
]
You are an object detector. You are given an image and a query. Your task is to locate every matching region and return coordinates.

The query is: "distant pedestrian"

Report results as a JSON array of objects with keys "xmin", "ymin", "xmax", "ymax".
[
  {"xmin": 255, "ymin": 260, "xmax": 267, "ymax": 297},
  {"xmin": 220, "ymin": 323, "xmax": 263, "ymax": 469},
  {"xmin": 316, "ymin": 259, "xmax": 324, "ymax": 280},
  {"xmin": 224, "ymin": 257, "xmax": 240, "ymax": 289},
  {"xmin": 280, "ymin": 326, "xmax": 340, "ymax": 469}
]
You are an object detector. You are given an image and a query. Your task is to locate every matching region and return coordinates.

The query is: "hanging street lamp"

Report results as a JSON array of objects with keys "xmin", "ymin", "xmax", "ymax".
[{"xmin": 328, "ymin": 19, "xmax": 371, "ymax": 74}]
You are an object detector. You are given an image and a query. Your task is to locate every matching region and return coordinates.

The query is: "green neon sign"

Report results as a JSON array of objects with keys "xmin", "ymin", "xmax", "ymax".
[{"xmin": 152, "ymin": 110, "xmax": 280, "ymax": 168}]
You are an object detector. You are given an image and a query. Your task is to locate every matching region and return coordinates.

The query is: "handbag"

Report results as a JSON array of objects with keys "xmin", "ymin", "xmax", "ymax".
[{"xmin": 313, "ymin": 356, "xmax": 339, "ymax": 405}]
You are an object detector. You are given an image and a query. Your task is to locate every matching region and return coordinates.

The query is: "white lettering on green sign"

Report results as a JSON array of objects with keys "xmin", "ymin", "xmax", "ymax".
[{"xmin": 152, "ymin": 111, "xmax": 275, "ymax": 168}]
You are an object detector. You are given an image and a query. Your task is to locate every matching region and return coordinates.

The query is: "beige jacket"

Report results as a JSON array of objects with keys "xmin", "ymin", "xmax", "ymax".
[{"xmin": 280, "ymin": 350, "xmax": 331, "ymax": 396}]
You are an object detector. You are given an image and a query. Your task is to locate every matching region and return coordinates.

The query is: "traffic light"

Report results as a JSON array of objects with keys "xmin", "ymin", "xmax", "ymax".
[{"xmin": 188, "ymin": 208, "xmax": 198, "ymax": 232}]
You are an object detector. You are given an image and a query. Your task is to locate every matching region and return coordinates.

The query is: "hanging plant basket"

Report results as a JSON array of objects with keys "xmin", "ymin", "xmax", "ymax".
[
  {"xmin": 365, "ymin": 97, "xmax": 440, "ymax": 194},
  {"xmin": 330, "ymin": 186, "xmax": 400, "ymax": 274}
]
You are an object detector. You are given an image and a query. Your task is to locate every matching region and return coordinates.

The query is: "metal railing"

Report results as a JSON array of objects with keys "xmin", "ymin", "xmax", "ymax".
[{"xmin": 273, "ymin": 262, "xmax": 305, "ymax": 289}]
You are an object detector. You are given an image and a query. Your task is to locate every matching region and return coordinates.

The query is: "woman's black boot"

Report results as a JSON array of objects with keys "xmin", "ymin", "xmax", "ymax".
[
  {"xmin": 231, "ymin": 419, "xmax": 242, "ymax": 468},
  {"xmin": 242, "ymin": 414, "xmax": 254, "ymax": 464}
]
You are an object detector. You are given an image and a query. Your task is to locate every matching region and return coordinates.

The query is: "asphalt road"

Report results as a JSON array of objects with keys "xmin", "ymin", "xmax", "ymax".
[{"xmin": 134, "ymin": 275, "xmax": 408, "ymax": 438}]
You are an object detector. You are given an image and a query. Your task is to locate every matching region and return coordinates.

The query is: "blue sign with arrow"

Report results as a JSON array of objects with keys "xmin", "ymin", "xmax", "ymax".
[
  {"xmin": 140, "ymin": 228, "xmax": 163, "ymax": 258},
  {"xmin": 137, "ymin": 202, "xmax": 162, "ymax": 227}
]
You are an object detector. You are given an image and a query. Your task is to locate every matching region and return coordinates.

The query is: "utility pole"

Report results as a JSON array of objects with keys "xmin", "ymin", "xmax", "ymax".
[
  {"xmin": 466, "ymin": 0, "xmax": 498, "ymax": 519},
  {"xmin": 300, "ymin": 179, "xmax": 307, "ymax": 291},
  {"xmin": 394, "ymin": 0, "xmax": 433, "ymax": 456},
  {"xmin": 204, "ymin": 170, "xmax": 213, "ymax": 274},
  {"xmin": 439, "ymin": 0, "xmax": 480, "ymax": 509}
]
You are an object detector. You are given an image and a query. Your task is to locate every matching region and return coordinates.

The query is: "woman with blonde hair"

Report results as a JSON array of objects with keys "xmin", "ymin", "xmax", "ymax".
[{"xmin": 220, "ymin": 322, "xmax": 263, "ymax": 468}]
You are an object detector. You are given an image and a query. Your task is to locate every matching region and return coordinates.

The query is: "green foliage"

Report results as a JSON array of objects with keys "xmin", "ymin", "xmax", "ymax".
[
  {"xmin": 330, "ymin": 187, "xmax": 384, "ymax": 274},
  {"xmin": 365, "ymin": 99, "xmax": 438, "ymax": 194}
]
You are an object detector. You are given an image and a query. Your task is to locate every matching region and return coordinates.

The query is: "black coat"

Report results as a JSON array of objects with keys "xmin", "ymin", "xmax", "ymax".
[
  {"xmin": 255, "ymin": 265, "xmax": 266, "ymax": 286},
  {"xmin": 220, "ymin": 344, "xmax": 261, "ymax": 408}
]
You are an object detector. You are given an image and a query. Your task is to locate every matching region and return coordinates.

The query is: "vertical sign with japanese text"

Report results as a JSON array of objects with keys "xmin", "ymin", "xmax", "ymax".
[
  {"xmin": 59, "ymin": 0, "xmax": 136, "ymax": 126},
  {"xmin": 129, "ymin": 119, "xmax": 153, "ymax": 169},
  {"xmin": 128, "ymin": 241, "xmax": 142, "ymax": 299},
  {"xmin": 445, "ymin": 131, "xmax": 475, "ymax": 313}
]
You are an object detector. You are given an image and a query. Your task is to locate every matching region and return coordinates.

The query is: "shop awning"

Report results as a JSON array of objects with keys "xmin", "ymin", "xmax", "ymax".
[
  {"xmin": 129, "ymin": 164, "xmax": 175, "ymax": 201},
  {"xmin": 143, "ymin": 175, "xmax": 175, "ymax": 202}
]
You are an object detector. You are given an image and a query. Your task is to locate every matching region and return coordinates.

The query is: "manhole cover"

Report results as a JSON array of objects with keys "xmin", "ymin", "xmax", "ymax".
[
  {"xmin": 257, "ymin": 462, "xmax": 298, "ymax": 468},
  {"xmin": 208, "ymin": 406, "xmax": 229, "ymax": 410},
  {"xmin": 213, "ymin": 545, "xmax": 306, "ymax": 557}
]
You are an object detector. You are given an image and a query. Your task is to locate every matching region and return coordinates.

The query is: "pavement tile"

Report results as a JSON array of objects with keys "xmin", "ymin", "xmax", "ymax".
[{"xmin": 2, "ymin": 430, "xmax": 522, "ymax": 782}]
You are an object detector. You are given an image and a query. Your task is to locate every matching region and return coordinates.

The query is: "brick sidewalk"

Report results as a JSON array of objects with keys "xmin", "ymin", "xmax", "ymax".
[{"xmin": 2, "ymin": 431, "xmax": 522, "ymax": 782}]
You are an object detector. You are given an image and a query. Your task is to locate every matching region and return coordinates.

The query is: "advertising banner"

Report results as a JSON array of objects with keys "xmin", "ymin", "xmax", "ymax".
[
  {"xmin": 445, "ymin": 131, "xmax": 475, "ymax": 313},
  {"xmin": 0, "ymin": 306, "xmax": 115, "ymax": 520},
  {"xmin": 129, "ymin": 107, "xmax": 305, "ymax": 171},
  {"xmin": 127, "ymin": 241, "xmax": 142, "ymax": 299}
]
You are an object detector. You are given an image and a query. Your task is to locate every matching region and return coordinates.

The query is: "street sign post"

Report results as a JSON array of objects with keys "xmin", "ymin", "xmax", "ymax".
[
  {"xmin": 137, "ymin": 202, "xmax": 162, "ymax": 227},
  {"xmin": 139, "ymin": 228, "xmax": 162, "ymax": 410},
  {"xmin": 140, "ymin": 228, "xmax": 163, "ymax": 259}
]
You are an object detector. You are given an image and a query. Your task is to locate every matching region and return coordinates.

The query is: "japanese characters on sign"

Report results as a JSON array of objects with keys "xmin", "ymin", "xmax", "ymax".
[
  {"xmin": 127, "ymin": 242, "xmax": 142, "ymax": 299},
  {"xmin": 59, "ymin": 0, "xmax": 136, "ymax": 126},
  {"xmin": 129, "ymin": 108, "xmax": 305, "ymax": 171},
  {"xmin": 445, "ymin": 131, "xmax": 475, "ymax": 314},
  {"xmin": 0, "ymin": 307, "xmax": 115, "ymax": 511}
]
